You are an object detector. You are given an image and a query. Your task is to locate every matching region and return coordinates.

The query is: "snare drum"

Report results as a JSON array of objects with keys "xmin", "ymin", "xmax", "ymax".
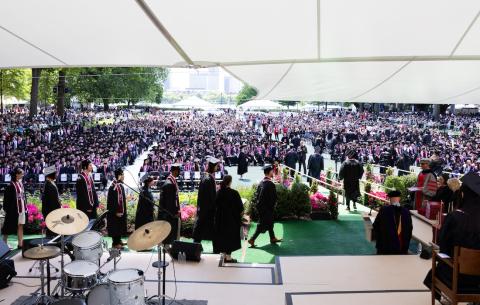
[
  {"xmin": 87, "ymin": 283, "xmax": 110, "ymax": 305},
  {"xmin": 63, "ymin": 260, "xmax": 99, "ymax": 291},
  {"xmin": 72, "ymin": 231, "xmax": 104, "ymax": 263},
  {"xmin": 107, "ymin": 269, "xmax": 145, "ymax": 305}
]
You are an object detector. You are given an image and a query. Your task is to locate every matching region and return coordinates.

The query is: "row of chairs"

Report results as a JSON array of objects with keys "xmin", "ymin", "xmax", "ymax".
[
  {"xmin": 140, "ymin": 171, "xmax": 225, "ymax": 191},
  {"xmin": 0, "ymin": 173, "xmax": 105, "ymax": 192}
]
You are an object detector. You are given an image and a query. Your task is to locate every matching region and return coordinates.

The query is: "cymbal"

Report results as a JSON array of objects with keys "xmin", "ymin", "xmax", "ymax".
[
  {"xmin": 128, "ymin": 221, "xmax": 171, "ymax": 251},
  {"xmin": 45, "ymin": 208, "xmax": 89, "ymax": 235},
  {"xmin": 24, "ymin": 245, "xmax": 61, "ymax": 260}
]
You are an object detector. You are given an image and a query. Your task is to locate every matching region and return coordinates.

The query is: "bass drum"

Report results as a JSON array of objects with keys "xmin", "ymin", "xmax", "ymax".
[
  {"xmin": 87, "ymin": 283, "xmax": 110, "ymax": 305},
  {"xmin": 72, "ymin": 231, "xmax": 104, "ymax": 264},
  {"xmin": 107, "ymin": 269, "xmax": 145, "ymax": 305},
  {"xmin": 63, "ymin": 260, "xmax": 99, "ymax": 291}
]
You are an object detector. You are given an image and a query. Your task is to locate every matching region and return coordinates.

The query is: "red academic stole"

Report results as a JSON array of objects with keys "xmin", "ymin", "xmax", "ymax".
[
  {"xmin": 113, "ymin": 181, "xmax": 124, "ymax": 214},
  {"xmin": 12, "ymin": 181, "xmax": 26, "ymax": 214},
  {"xmin": 81, "ymin": 172, "xmax": 95, "ymax": 207},
  {"xmin": 167, "ymin": 174, "xmax": 179, "ymax": 207}
]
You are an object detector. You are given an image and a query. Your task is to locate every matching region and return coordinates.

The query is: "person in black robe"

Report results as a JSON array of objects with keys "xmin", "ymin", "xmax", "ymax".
[
  {"xmin": 297, "ymin": 141, "xmax": 308, "ymax": 174},
  {"xmin": 213, "ymin": 175, "xmax": 244, "ymax": 263},
  {"xmin": 42, "ymin": 165, "xmax": 61, "ymax": 237},
  {"xmin": 248, "ymin": 164, "xmax": 282, "ymax": 247},
  {"xmin": 373, "ymin": 190, "xmax": 413, "ymax": 255},
  {"xmin": 193, "ymin": 157, "xmax": 219, "ymax": 243},
  {"xmin": 107, "ymin": 168, "xmax": 127, "ymax": 249},
  {"xmin": 135, "ymin": 177, "xmax": 155, "ymax": 229},
  {"xmin": 1, "ymin": 168, "xmax": 27, "ymax": 249},
  {"xmin": 76, "ymin": 159, "xmax": 99, "ymax": 220},
  {"xmin": 307, "ymin": 146, "xmax": 324, "ymax": 182},
  {"xmin": 339, "ymin": 150, "xmax": 364, "ymax": 210},
  {"xmin": 423, "ymin": 172, "xmax": 480, "ymax": 302},
  {"xmin": 98, "ymin": 160, "xmax": 111, "ymax": 190},
  {"xmin": 432, "ymin": 173, "xmax": 453, "ymax": 213},
  {"xmin": 284, "ymin": 145, "xmax": 298, "ymax": 177},
  {"xmin": 237, "ymin": 148, "xmax": 249, "ymax": 179},
  {"xmin": 157, "ymin": 164, "xmax": 181, "ymax": 245}
]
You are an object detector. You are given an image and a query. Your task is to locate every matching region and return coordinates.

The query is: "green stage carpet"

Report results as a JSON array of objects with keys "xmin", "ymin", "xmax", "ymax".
[
  {"xmin": 8, "ymin": 212, "xmax": 375, "ymax": 265},
  {"xmin": 183, "ymin": 212, "xmax": 376, "ymax": 264}
]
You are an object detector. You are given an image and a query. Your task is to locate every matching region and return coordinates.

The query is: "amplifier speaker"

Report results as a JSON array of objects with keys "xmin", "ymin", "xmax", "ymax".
[{"xmin": 169, "ymin": 240, "xmax": 203, "ymax": 262}]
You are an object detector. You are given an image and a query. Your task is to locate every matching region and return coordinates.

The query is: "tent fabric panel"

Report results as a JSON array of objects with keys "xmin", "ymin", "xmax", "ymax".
[
  {"xmin": 454, "ymin": 14, "xmax": 480, "ymax": 55},
  {"xmin": 320, "ymin": 0, "xmax": 480, "ymax": 58},
  {"xmin": 0, "ymin": 28, "xmax": 62, "ymax": 68},
  {"xmin": 147, "ymin": 0, "xmax": 318, "ymax": 63},
  {"xmin": 351, "ymin": 61, "xmax": 480, "ymax": 104},
  {"xmin": 0, "ymin": 0, "xmax": 183, "ymax": 67},
  {"xmin": 229, "ymin": 61, "xmax": 408, "ymax": 102}
]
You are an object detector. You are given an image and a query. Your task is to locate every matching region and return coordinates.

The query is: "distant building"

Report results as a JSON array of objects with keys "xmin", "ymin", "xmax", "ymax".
[{"xmin": 164, "ymin": 67, "xmax": 242, "ymax": 94}]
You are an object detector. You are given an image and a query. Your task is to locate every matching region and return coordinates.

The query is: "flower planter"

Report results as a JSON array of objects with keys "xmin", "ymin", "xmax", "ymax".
[{"xmin": 310, "ymin": 210, "xmax": 331, "ymax": 220}]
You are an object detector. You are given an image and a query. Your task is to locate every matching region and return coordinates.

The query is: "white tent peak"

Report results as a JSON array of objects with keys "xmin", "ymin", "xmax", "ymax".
[
  {"xmin": 239, "ymin": 99, "xmax": 283, "ymax": 110},
  {"xmin": 173, "ymin": 96, "xmax": 215, "ymax": 109}
]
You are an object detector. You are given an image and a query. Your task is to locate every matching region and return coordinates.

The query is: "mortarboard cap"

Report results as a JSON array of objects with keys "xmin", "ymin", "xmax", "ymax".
[
  {"xmin": 263, "ymin": 164, "xmax": 273, "ymax": 174},
  {"xmin": 387, "ymin": 190, "xmax": 401, "ymax": 198},
  {"xmin": 207, "ymin": 156, "xmax": 220, "ymax": 164},
  {"xmin": 460, "ymin": 172, "xmax": 480, "ymax": 197},
  {"xmin": 43, "ymin": 165, "xmax": 56, "ymax": 176},
  {"xmin": 170, "ymin": 163, "xmax": 182, "ymax": 171}
]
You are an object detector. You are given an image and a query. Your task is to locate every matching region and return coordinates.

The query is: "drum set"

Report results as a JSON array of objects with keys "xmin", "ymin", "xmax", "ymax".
[{"xmin": 22, "ymin": 207, "xmax": 172, "ymax": 305}]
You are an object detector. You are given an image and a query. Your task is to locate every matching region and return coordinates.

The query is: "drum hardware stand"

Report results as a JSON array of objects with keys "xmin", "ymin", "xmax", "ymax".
[
  {"xmin": 23, "ymin": 258, "xmax": 55, "ymax": 305},
  {"xmin": 51, "ymin": 234, "xmax": 66, "ymax": 297},
  {"xmin": 100, "ymin": 248, "xmax": 122, "ymax": 271},
  {"xmin": 151, "ymin": 243, "xmax": 169, "ymax": 305}
]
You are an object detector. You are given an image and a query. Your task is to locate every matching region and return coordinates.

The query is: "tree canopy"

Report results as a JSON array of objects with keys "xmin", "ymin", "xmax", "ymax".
[
  {"xmin": 235, "ymin": 84, "xmax": 257, "ymax": 105},
  {"xmin": 69, "ymin": 67, "xmax": 168, "ymax": 109},
  {"xmin": 0, "ymin": 69, "xmax": 30, "ymax": 100}
]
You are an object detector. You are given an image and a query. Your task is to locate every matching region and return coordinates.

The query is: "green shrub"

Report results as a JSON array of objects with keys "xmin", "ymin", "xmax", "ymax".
[
  {"xmin": 384, "ymin": 174, "xmax": 417, "ymax": 204},
  {"xmin": 246, "ymin": 184, "xmax": 260, "ymax": 221},
  {"xmin": 289, "ymin": 179, "xmax": 311, "ymax": 218},
  {"xmin": 274, "ymin": 184, "xmax": 293, "ymax": 219}
]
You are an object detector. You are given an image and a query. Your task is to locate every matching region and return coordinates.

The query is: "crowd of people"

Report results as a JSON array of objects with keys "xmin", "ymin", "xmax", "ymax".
[
  {"xmin": 0, "ymin": 110, "xmax": 163, "ymax": 191},
  {"xmin": 0, "ymin": 109, "xmax": 478, "ymax": 194}
]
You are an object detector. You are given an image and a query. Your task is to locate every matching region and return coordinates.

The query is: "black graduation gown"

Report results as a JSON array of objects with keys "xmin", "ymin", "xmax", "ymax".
[
  {"xmin": 75, "ymin": 173, "xmax": 99, "ymax": 220},
  {"xmin": 432, "ymin": 186, "xmax": 453, "ymax": 212},
  {"xmin": 193, "ymin": 174, "xmax": 216, "ymax": 241},
  {"xmin": 256, "ymin": 179, "xmax": 277, "ymax": 233},
  {"xmin": 423, "ymin": 208, "xmax": 480, "ymax": 293},
  {"xmin": 237, "ymin": 152, "xmax": 248, "ymax": 175},
  {"xmin": 339, "ymin": 159, "xmax": 364, "ymax": 199},
  {"xmin": 106, "ymin": 182, "xmax": 127, "ymax": 237},
  {"xmin": 373, "ymin": 205, "xmax": 413, "ymax": 254},
  {"xmin": 307, "ymin": 153, "xmax": 324, "ymax": 179},
  {"xmin": 1, "ymin": 183, "xmax": 26, "ymax": 235},
  {"xmin": 135, "ymin": 188, "xmax": 155, "ymax": 229},
  {"xmin": 157, "ymin": 180, "xmax": 179, "ymax": 244},
  {"xmin": 284, "ymin": 150, "xmax": 298, "ymax": 169},
  {"xmin": 42, "ymin": 180, "xmax": 61, "ymax": 237},
  {"xmin": 213, "ymin": 188, "xmax": 244, "ymax": 254}
]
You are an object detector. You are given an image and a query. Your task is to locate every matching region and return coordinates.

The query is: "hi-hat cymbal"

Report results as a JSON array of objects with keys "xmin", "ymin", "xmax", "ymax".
[
  {"xmin": 24, "ymin": 245, "xmax": 61, "ymax": 260},
  {"xmin": 45, "ymin": 208, "xmax": 89, "ymax": 235},
  {"xmin": 127, "ymin": 221, "xmax": 171, "ymax": 251}
]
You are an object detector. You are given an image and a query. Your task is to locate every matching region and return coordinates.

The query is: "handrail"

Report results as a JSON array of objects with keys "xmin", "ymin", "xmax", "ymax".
[
  {"xmin": 359, "ymin": 179, "xmax": 395, "ymax": 191},
  {"xmin": 361, "ymin": 190, "xmax": 389, "ymax": 204},
  {"xmin": 280, "ymin": 164, "xmax": 343, "ymax": 191}
]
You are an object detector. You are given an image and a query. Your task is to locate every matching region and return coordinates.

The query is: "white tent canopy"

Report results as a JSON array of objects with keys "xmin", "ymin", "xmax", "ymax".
[
  {"xmin": 2, "ymin": 0, "xmax": 480, "ymax": 104},
  {"xmin": 239, "ymin": 100, "xmax": 283, "ymax": 110},
  {"xmin": 173, "ymin": 96, "xmax": 215, "ymax": 109}
]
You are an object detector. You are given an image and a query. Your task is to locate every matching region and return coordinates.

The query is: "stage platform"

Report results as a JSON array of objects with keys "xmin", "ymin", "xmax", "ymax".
[{"xmin": 2, "ymin": 250, "xmax": 442, "ymax": 305}]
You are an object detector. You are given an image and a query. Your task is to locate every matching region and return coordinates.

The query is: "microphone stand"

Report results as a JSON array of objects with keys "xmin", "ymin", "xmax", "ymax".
[{"xmin": 120, "ymin": 181, "xmax": 177, "ymax": 304}]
